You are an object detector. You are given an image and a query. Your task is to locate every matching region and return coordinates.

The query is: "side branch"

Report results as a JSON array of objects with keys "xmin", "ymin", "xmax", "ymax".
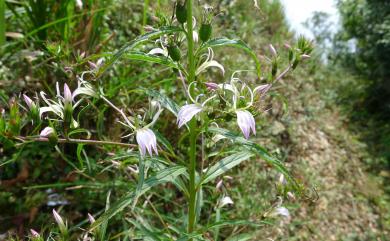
[{"xmin": 14, "ymin": 136, "xmax": 136, "ymax": 148}]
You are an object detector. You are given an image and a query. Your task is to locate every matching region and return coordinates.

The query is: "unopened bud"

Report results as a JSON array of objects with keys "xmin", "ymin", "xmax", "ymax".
[
  {"xmin": 63, "ymin": 84, "xmax": 72, "ymax": 104},
  {"xmin": 200, "ymin": 23, "xmax": 212, "ymax": 42},
  {"xmin": 176, "ymin": 2, "xmax": 187, "ymax": 24},
  {"xmin": 269, "ymin": 44, "xmax": 277, "ymax": 57},
  {"xmin": 40, "ymin": 127, "xmax": 58, "ymax": 144},
  {"xmin": 52, "ymin": 209, "xmax": 67, "ymax": 235},
  {"xmin": 205, "ymin": 82, "xmax": 219, "ymax": 91},
  {"xmin": 87, "ymin": 213, "xmax": 95, "ymax": 224},
  {"xmin": 301, "ymin": 54, "xmax": 311, "ymax": 60},
  {"xmin": 23, "ymin": 94, "xmax": 34, "ymax": 110},
  {"xmin": 30, "ymin": 229, "xmax": 40, "ymax": 238},
  {"xmin": 216, "ymin": 179, "xmax": 223, "ymax": 190},
  {"xmin": 167, "ymin": 44, "xmax": 181, "ymax": 62}
]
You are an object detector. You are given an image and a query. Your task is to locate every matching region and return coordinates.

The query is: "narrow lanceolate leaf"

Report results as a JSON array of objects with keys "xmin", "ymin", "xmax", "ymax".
[
  {"xmin": 141, "ymin": 88, "xmax": 180, "ymax": 116},
  {"xmin": 97, "ymin": 26, "xmax": 183, "ymax": 77},
  {"xmin": 90, "ymin": 165, "xmax": 187, "ymax": 230},
  {"xmin": 208, "ymin": 127, "xmax": 299, "ymax": 189},
  {"xmin": 200, "ymin": 151, "xmax": 254, "ymax": 185},
  {"xmin": 198, "ymin": 38, "xmax": 261, "ymax": 78},
  {"xmin": 0, "ymin": 0, "xmax": 5, "ymax": 46}
]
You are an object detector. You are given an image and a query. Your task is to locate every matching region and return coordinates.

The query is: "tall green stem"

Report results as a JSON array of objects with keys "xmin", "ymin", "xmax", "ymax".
[{"xmin": 186, "ymin": 0, "xmax": 197, "ymax": 236}]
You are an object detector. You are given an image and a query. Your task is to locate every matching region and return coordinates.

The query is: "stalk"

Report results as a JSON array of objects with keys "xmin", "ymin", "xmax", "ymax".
[{"xmin": 186, "ymin": 0, "xmax": 197, "ymax": 236}]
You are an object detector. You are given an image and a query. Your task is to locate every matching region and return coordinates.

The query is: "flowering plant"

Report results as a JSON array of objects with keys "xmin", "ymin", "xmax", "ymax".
[{"xmin": 0, "ymin": 1, "xmax": 312, "ymax": 239}]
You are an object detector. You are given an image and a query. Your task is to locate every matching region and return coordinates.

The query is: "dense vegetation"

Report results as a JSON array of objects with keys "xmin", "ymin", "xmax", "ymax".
[{"xmin": 0, "ymin": 0, "xmax": 389, "ymax": 240}]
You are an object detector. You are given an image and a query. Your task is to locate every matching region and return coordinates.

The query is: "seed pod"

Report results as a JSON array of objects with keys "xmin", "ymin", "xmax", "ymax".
[
  {"xmin": 176, "ymin": 2, "xmax": 187, "ymax": 24},
  {"xmin": 199, "ymin": 23, "xmax": 212, "ymax": 42},
  {"xmin": 167, "ymin": 44, "xmax": 182, "ymax": 62}
]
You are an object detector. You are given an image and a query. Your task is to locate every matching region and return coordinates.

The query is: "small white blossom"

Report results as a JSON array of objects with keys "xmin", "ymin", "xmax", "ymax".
[
  {"xmin": 177, "ymin": 104, "xmax": 203, "ymax": 128},
  {"xmin": 219, "ymin": 196, "xmax": 234, "ymax": 208},
  {"xmin": 136, "ymin": 128, "xmax": 158, "ymax": 157},
  {"xmin": 236, "ymin": 110, "xmax": 256, "ymax": 139}
]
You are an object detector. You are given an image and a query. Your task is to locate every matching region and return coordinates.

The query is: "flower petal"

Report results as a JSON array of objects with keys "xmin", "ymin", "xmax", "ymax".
[{"xmin": 177, "ymin": 104, "xmax": 203, "ymax": 128}]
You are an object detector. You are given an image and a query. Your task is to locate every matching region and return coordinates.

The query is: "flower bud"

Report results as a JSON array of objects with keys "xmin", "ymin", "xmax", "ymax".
[
  {"xmin": 167, "ymin": 44, "xmax": 182, "ymax": 62},
  {"xmin": 176, "ymin": 2, "xmax": 187, "ymax": 24},
  {"xmin": 52, "ymin": 209, "xmax": 68, "ymax": 236},
  {"xmin": 199, "ymin": 23, "xmax": 212, "ymax": 42},
  {"xmin": 30, "ymin": 229, "xmax": 40, "ymax": 238},
  {"xmin": 40, "ymin": 127, "xmax": 58, "ymax": 145},
  {"xmin": 205, "ymin": 82, "xmax": 218, "ymax": 91},
  {"xmin": 301, "ymin": 54, "xmax": 311, "ymax": 60},
  {"xmin": 269, "ymin": 44, "xmax": 277, "ymax": 57}
]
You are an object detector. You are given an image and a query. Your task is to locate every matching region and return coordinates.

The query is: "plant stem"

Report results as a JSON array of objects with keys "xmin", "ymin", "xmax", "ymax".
[
  {"xmin": 186, "ymin": 0, "xmax": 197, "ymax": 236},
  {"xmin": 14, "ymin": 136, "xmax": 136, "ymax": 148}
]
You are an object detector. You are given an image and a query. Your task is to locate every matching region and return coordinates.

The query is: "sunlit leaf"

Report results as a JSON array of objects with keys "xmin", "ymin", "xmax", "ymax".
[{"xmin": 200, "ymin": 151, "xmax": 254, "ymax": 185}]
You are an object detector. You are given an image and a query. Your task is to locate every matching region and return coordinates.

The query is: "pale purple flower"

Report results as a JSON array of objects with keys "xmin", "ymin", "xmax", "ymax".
[
  {"xmin": 177, "ymin": 104, "xmax": 203, "ymax": 128},
  {"xmin": 136, "ymin": 128, "xmax": 158, "ymax": 157},
  {"xmin": 40, "ymin": 127, "xmax": 55, "ymax": 137},
  {"xmin": 23, "ymin": 94, "xmax": 34, "ymax": 109},
  {"xmin": 236, "ymin": 110, "xmax": 256, "ymax": 139},
  {"xmin": 195, "ymin": 48, "xmax": 225, "ymax": 76},
  {"xmin": 205, "ymin": 82, "xmax": 219, "ymax": 91}
]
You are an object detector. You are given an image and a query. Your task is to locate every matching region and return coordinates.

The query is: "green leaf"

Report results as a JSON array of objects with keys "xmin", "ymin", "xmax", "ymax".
[
  {"xmin": 200, "ymin": 151, "xmax": 254, "ymax": 185},
  {"xmin": 198, "ymin": 38, "xmax": 261, "ymax": 78},
  {"xmin": 97, "ymin": 26, "xmax": 183, "ymax": 77},
  {"xmin": 225, "ymin": 233, "xmax": 253, "ymax": 241},
  {"xmin": 141, "ymin": 88, "xmax": 180, "ymax": 116},
  {"xmin": 208, "ymin": 127, "xmax": 299, "ymax": 190},
  {"xmin": 90, "ymin": 165, "xmax": 187, "ymax": 230}
]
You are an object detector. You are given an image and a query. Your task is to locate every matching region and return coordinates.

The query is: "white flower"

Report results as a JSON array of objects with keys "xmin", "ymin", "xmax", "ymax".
[
  {"xmin": 272, "ymin": 206, "xmax": 290, "ymax": 218},
  {"xmin": 236, "ymin": 110, "xmax": 256, "ymax": 139},
  {"xmin": 40, "ymin": 127, "xmax": 55, "ymax": 137},
  {"xmin": 177, "ymin": 104, "xmax": 203, "ymax": 128},
  {"xmin": 136, "ymin": 128, "xmax": 158, "ymax": 157},
  {"xmin": 75, "ymin": 0, "xmax": 83, "ymax": 9},
  {"xmin": 219, "ymin": 196, "xmax": 234, "ymax": 208},
  {"xmin": 195, "ymin": 48, "xmax": 225, "ymax": 76},
  {"xmin": 39, "ymin": 82, "xmax": 95, "ymax": 128}
]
